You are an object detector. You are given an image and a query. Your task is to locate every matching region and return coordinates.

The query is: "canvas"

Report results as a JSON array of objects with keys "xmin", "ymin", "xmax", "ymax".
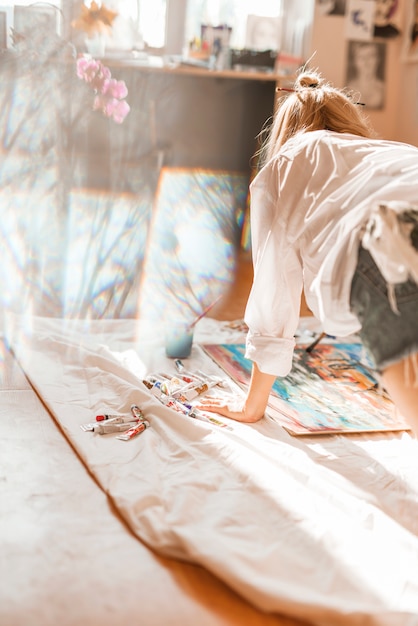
[
  {"xmin": 138, "ymin": 167, "xmax": 248, "ymax": 323},
  {"xmin": 202, "ymin": 342, "xmax": 410, "ymax": 435}
]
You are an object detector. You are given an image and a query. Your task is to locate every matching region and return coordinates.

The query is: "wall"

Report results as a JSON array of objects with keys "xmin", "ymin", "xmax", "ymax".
[
  {"xmin": 397, "ymin": 1, "xmax": 418, "ymax": 146},
  {"xmin": 398, "ymin": 60, "xmax": 418, "ymax": 145},
  {"xmin": 309, "ymin": 2, "xmax": 415, "ymax": 145},
  {"xmin": 83, "ymin": 65, "xmax": 276, "ymax": 190}
]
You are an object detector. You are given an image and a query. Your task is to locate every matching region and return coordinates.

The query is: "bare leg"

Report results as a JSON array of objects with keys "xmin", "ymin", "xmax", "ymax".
[{"xmin": 381, "ymin": 352, "xmax": 418, "ymax": 437}]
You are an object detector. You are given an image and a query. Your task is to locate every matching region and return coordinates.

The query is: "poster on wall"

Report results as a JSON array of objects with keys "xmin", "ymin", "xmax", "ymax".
[
  {"xmin": 316, "ymin": 0, "xmax": 347, "ymax": 16},
  {"xmin": 245, "ymin": 15, "xmax": 282, "ymax": 51},
  {"xmin": 404, "ymin": 0, "xmax": 418, "ymax": 61},
  {"xmin": 345, "ymin": 0, "xmax": 400, "ymax": 40},
  {"xmin": 373, "ymin": 0, "xmax": 401, "ymax": 38},
  {"xmin": 345, "ymin": 39, "xmax": 386, "ymax": 109},
  {"xmin": 345, "ymin": 0, "xmax": 375, "ymax": 40}
]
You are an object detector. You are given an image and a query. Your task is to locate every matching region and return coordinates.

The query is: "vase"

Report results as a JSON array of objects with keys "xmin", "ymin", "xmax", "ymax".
[{"xmin": 85, "ymin": 32, "xmax": 106, "ymax": 57}]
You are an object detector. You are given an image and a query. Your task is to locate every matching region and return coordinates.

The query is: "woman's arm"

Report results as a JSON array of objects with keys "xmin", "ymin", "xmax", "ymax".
[{"xmin": 197, "ymin": 362, "xmax": 276, "ymax": 423}]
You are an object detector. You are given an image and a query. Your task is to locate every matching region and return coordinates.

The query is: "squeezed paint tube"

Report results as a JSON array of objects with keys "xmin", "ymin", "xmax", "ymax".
[
  {"xmin": 149, "ymin": 381, "xmax": 167, "ymax": 399},
  {"xmin": 81, "ymin": 415, "xmax": 140, "ymax": 431},
  {"xmin": 93, "ymin": 420, "xmax": 139, "ymax": 435},
  {"xmin": 158, "ymin": 394, "xmax": 231, "ymax": 429},
  {"xmin": 96, "ymin": 413, "xmax": 125, "ymax": 422},
  {"xmin": 172, "ymin": 373, "xmax": 197, "ymax": 384},
  {"xmin": 116, "ymin": 419, "xmax": 150, "ymax": 441},
  {"xmin": 191, "ymin": 412, "xmax": 232, "ymax": 430},
  {"xmin": 80, "ymin": 422, "xmax": 99, "ymax": 432},
  {"xmin": 175, "ymin": 366, "xmax": 224, "ymax": 388},
  {"xmin": 146, "ymin": 375, "xmax": 189, "ymax": 395},
  {"xmin": 130, "ymin": 404, "xmax": 145, "ymax": 420},
  {"xmin": 174, "ymin": 360, "xmax": 206, "ymax": 381},
  {"xmin": 185, "ymin": 404, "xmax": 232, "ymax": 429},
  {"xmin": 157, "ymin": 393, "xmax": 189, "ymax": 414},
  {"xmin": 178, "ymin": 379, "xmax": 220, "ymax": 402},
  {"xmin": 196, "ymin": 371, "xmax": 227, "ymax": 387}
]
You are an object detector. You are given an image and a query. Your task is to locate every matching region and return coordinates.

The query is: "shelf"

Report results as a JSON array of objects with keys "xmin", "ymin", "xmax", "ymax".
[{"xmin": 100, "ymin": 53, "xmax": 294, "ymax": 84}]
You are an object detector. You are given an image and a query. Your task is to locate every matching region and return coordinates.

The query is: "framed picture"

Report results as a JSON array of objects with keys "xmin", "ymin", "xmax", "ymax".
[
  {"xmin": 200, "ymin": 24, "xmax": 232, "ymax": 55},
  {"xmin": 316, "ymin": 0, "xmax": 347, "ymax": 16},
  {"xmin": 373, "ymin": 0, "xmax": 401, "ymax": 39},
  {"xmin": 404, "ymin": 0, "xmax": 418, "ymax": 61},
  {"xmin": 13, "ymin": 4, "xmax": 60, "ymax": 38},
  {"xmin": 345, "ymin": 40, "xmax": 386, "ymax": 109},
  {"xmin": 245, "ymin": 15, "xmax": 282, "ymax": 51}
]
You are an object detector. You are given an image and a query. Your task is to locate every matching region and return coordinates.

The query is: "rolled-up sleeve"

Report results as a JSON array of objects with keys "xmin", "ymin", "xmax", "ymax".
[{"xmin": 244, "ymin": 157, "xmax": 304, "ymax": 376}]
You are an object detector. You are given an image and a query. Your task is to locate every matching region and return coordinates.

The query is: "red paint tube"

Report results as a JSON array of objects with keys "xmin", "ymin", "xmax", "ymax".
[{"xmin": 116, "ymin": 419, "xmax": 150, "ymax": 441}]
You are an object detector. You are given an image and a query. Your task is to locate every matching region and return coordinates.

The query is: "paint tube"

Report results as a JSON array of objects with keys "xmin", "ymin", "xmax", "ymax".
[
  {"xmin": 157, "ymin": 393, "xmax": 189, "ymax": 414},
  {"xmin": 178, "ymin": 379, "xmax": 220, "ymax": 402},
  {"xmin": 81, "ymin": 415, "xmax": 140, "ymax": 431},
  {"xmin": 96, "ymin": 414, "xmax": 125, "ymax": 422},
  {"xmin": 116, "ymin": 419, "xmax": 150, "ymax": 441},
  {"xmin": 93, "ymin": 420, "xmax": 139, "ymax": 435},
  {"xmin": 147, "ymin": 381, "xmax": 166, "ymax": 399},
  {"xmin": 174, "ymin": 360, "xmax": 206, "ymax": 381},
  {"xmin": 130, "ymin": 404, "xmax": 145, "ymax": 420},
  {"xmin": 187, "ymin": 406, "xmax": 232, "ymax": 430}
]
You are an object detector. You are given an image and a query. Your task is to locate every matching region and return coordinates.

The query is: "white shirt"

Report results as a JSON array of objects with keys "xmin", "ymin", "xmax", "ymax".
[{"xmin": 244, "ymin": 130, "xmax": 418, "ymax": 376}]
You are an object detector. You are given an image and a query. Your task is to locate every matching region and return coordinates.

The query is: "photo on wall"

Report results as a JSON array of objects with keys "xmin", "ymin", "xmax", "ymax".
[
  {"xmin": 316, "ymin": 0, "xmax": 347, "ymax": 16},
  {"xmin": 373, "ymin": 0, "xmax": 401, "ymax": 38},
  {"xmin": 345, "ymin": 0, "xmax": 375, "ymax": 40},
  {"xmin": 404, "ymin": 0, "xmax": 418, "ymax": 61},
  {"xmin": 245, "ymin": 15, "xmax": 282, "ymax": 51},
  {"xmin": 345, "ymin": 39, "xmax": 386, "ymax": 109}
]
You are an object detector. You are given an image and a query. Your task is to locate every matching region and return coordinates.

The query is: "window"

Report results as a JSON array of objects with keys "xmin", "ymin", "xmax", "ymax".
[
  {"xmin": 185, "ymin": 0, "xmax": 283, "ymax": 50},
  {"xmin": 137, "ymin": 0, "xmax": 284, "ymax": 53},
  {"xmin": 2, "ymin": 0, "xmax": 309, "ymax": 57},
  {"xmin": 137, "ymin": 0, "xmax": 166, "ymax": 48}
]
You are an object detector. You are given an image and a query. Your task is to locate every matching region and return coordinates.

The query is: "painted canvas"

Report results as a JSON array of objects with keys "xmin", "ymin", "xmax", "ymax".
[{"xmin": 202, "ymin": 342, "xmax": 410, "ymax": 436}]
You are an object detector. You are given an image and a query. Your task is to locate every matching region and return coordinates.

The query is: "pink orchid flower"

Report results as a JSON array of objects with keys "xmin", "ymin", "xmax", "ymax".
[
  {"xmin": 77, "ymin": 54, "xmax": 130, "ymax": 124},
  {"xmin": 93, "ymin": 95, "xmax": 130, "ymax": 123},
  {"xmin": 101, "ymin": 78, "xmax": 128, "ymax": 99}
]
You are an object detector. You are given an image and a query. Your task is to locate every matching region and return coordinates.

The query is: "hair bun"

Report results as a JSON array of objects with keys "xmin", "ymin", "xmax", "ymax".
[{"xmin": 296, "ymin": 72, "xmax": 323, "ymax": 90}]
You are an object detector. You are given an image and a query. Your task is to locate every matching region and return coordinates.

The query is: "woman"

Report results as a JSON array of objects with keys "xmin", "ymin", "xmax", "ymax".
[{"xmin": 199, "ymin": 70, "xmax": 418, "ymax": 434}]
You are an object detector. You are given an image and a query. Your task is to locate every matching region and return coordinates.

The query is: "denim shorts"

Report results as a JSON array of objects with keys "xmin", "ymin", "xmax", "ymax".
[{"xmin": 349, "ymin": 246, "xmax": 418, "ymax": 373}]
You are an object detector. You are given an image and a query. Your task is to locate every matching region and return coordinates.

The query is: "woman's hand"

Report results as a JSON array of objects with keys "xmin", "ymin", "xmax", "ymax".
[
  {"xmin": 196, "ymin": 396, "xmax": 260, "ymax": 423},
  {"xmin": 196, "ymin": 362, "xmax": 276, "ymax": 423}
]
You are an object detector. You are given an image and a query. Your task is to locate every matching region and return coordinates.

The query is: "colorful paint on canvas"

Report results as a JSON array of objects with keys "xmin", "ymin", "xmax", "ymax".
[{"xmin": 202, "ymin": 343, "xmax": 410, "ymax": 435}]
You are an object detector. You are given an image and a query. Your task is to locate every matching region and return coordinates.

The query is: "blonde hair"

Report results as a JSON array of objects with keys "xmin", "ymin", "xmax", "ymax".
[{"xmin": 259, "ymin": 70, "xmax": 376, "ymax": 165}]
